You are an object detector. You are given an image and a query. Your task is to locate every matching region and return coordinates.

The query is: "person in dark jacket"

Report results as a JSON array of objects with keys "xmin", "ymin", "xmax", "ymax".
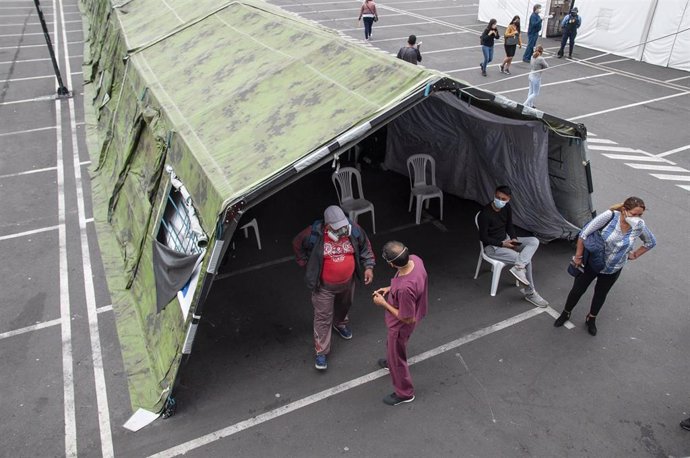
[
  {"xmin": 293, "ymin": 205, "xmax": 375, "ymax": 371},
  {"xmin": 522, "ymin": 4, "xmax": 543, "ymax": 63},
  {"xmin": 480, "ymin": 18, "xmax": 500, "ymax": 76},
  {"xmin": 397, "ymin": 34, "xmax": 422, "ymax": 65},
  {"xmin": 557, "ymin": 7, "xmax": 581, "ymax": 58}
]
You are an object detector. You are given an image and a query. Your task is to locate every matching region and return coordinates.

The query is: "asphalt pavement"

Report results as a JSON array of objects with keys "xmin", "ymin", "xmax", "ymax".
[{"xmin": 1, "ymin": 0, "xmax": 689, "ymax": 456}]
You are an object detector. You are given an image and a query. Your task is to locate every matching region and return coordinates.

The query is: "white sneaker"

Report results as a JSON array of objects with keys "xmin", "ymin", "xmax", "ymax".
[
  {"xmin": 509, "ymin": 266, "xmax": 530, "ymax": 286},
  {"xmin": 524, "ymin": 291, "xmax": 548, "ymax": 308}
]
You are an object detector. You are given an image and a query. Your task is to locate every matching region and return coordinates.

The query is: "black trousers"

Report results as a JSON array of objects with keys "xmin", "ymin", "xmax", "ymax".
[{"xmin": 564, "ymin": 265, "xmax": 622, "ymax": 316}]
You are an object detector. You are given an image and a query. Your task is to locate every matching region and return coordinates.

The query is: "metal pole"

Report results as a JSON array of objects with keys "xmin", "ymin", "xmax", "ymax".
[{"xmin": 33, "ymin": 0, "xmax": 69, "ymax": 96}]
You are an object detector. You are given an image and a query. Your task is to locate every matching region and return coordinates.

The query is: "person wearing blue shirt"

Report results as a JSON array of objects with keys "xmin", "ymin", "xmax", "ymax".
[
  {"xmin": 558, "ymin": 7, "xmax": 581, "ymax": 58},
  {"xmin": 554, "ymin": 197, "xmax": 657, "ymax": 336},
  {"xmin": 522, "ymin": 4, "xmax": 543, "ymax": 63}
]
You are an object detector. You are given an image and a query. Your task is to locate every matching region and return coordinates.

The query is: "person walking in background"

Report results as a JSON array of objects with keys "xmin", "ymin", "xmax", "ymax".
[
  {"xmin": 373, "ymin": 241, "xmax": 428, "ymax": 406},
  {"xmin": 554, "ymin": 197, "xmax": 656, "ymax": 336},
  {"xmin": 522, "ymin": 4, "xmax": 543, "ymax": 63},
  {"xmin": 479, "ymin": 18, "xmax": 500, "ymax": 76},
  {"xmin": 397, "ymin": 34, "xmax": 422, "ymax": 65},
  {"xmin": 500, "ymin": 15, "xmax": 522, "ymax": 75},
  {"xmin": 293, "ymin": 205, "xmax": 375, "ymax": 370},
  {"xmin": 358, "ymin": 0, "xmax": 378, "ymax": 41},
  {"xmin": 523, "ymin": 45, "xmax": 548, "ymax": 108},
  {"xmin": 557, "ymin": 7, "xmax": 581, "ymax": 58}
]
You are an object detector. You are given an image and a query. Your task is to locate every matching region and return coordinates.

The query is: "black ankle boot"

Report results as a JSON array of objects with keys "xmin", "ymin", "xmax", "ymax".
[
  {"xmin": 554, "ymin": 310, "xmax": 570, "ymax": 327},
  {"xmin": 585, "ymin": 315, "xmax": 597, "ymax": 336}
]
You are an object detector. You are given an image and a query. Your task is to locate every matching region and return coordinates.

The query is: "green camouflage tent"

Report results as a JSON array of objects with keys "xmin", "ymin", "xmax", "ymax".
[{"xmin": 79, "ymin": 0, "xmax": 593, "ymax": 426}]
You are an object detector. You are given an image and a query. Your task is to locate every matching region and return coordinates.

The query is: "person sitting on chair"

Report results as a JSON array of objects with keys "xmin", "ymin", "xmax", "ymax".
[{"xmin": 477, "ymin": 185, "xmax": 549, "ymax": 307}]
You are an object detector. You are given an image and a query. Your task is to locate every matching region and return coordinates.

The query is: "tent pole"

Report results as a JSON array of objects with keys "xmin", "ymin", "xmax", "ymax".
[
  {"xmin": 33, "ymin": 0, "xmax": 69, "ymax": 96},
  {"xmin": 639, "ymin": 0, "xmax": 660, "ymax": 62}
]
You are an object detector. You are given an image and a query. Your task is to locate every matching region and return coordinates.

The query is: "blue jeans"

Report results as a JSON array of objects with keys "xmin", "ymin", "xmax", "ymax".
[
  {"xmin": 523, "ymin": 33, "xmax": 538, "ymax": 61},
  {"xmin": 481, "ymin": 45, "xmax": 493, "ymax": 72},
  {"xmin": 559, "ymin": 31, "xmax": 577, "ymax": 56},
  {"xmin": 363, "ymin": 17, "xmax": 374, "ymax": 39},
  {"xmin": 524, "ymin": 75, "xmax": 541, "ymax": 107}
]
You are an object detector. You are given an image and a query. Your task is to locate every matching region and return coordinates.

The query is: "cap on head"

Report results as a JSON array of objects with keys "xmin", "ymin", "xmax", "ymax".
[
  {"xmin": 324, "ymin": 205, "xmax": 349, "ymax": 230},
  {"xmin": 408, "ymin": 34, "xmax": 417, "ymax": 45},
  {"xmin": 571, "ymin": 7, "xmax": 578, "ymax": 13}
]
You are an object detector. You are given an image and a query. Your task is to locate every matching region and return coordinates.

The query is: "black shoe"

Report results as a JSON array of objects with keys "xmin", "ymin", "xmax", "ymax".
[
  {"xmin": 585, "ymin": 315, "xmax": 597, "ymax": 336},
  {"xmin": 681, "ymin": 417, "xmax": 690, "ymax": 431},
  {"xmin": 378, "ymin": 358, "xmax": 389, "ymax": 370},
  {"xmin": 554, "ymin": 311, "xmax": 570, "ymax": 327},
  {"xmin": 383, "ymin": 392, "xmax": 415, "ymax": 406}
]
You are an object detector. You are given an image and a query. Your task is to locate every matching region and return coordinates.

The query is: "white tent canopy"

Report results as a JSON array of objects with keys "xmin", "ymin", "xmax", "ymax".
[{"xmin": 478, "ymin": 0, "xmax": 690, "ymax": 72}]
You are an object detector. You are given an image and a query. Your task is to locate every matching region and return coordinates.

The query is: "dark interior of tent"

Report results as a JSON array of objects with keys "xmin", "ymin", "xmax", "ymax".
[{"xmin": 168, "ymin": 92, "xmax": 586, "ymax": 411}]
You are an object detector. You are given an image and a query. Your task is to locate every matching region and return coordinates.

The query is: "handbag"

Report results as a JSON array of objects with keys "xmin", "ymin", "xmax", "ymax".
[
  {"xmin": 505, "ymin": 35, "xmax": 519, "ymax": 46},
  {"xmin": 567, "ymin": 262, "xmax": 584, "ymax": 277},
  {"xmin": 582, "ymin": 213, "xmax": 615, "ymax": 273},
  {"xmin": 373, "ymin": 15, "xmax": 378, "ymax": 22}
]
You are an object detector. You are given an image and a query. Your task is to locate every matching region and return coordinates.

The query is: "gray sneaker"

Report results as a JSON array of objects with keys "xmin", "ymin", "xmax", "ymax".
[
  {"xmin": 509, "ymin": 266, "xmax": 530, "ymax": 286},
  {"xmin": 525, "ymin": 291, "xmax": 549, "ymax": 307}
]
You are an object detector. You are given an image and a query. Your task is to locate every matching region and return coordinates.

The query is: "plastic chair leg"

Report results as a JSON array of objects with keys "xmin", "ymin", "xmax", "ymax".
[
  {"xmin": 408, "ymin": 194, "xmax": 413, "ymax": 212},
  {"xmin": 415, "ymin": 198, "xmax": 423, "ymax": 225},
  {"xmin": 490, "ymin": 263, "xmax": 505, "ymax": 296},
  {"xmin": 439, "ymin": 194, "xmax": 444, "ymax": 221},
  {"xmin": 474, "ymin": 253, "xmax": 482, "ymax": 279},
  {"xmin": 370, "ymin": 208, "xmax": 375, "ymax": 234}
]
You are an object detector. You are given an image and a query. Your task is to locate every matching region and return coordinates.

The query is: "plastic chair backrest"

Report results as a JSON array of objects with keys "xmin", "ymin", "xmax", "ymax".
[
  {"xmin": 332, "ymin": 167, "xmax": 365, "ymax": 204},
  {"xmin": 474, "ymin": 211, "xmax": 484, "ymax": 248},
  {"xmin": 407, "ymin": 154, "xmax": 436, "ymax": 189}
]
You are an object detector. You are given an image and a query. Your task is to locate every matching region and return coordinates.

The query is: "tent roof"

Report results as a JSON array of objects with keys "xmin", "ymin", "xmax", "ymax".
[{"xmin": 124, "ymin": 0, "xmax": 438, "ymax": 218}]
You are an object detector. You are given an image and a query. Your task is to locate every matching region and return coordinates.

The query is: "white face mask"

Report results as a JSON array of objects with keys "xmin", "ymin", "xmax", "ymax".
[{"xmin": 625, "ymin": 216, "xmax": 641, "ymax": 227}]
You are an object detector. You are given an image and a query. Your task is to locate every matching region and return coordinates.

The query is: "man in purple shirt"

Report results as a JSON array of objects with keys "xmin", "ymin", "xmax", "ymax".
[{"xmin": 372, "ymin": 241, "xmax": 428, "ymax": 406}]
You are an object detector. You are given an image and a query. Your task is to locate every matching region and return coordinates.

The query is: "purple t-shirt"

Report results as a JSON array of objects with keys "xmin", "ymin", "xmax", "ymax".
[{"xmin": 385, "ymin": 255, "xmax": 429, "ymax": 330}]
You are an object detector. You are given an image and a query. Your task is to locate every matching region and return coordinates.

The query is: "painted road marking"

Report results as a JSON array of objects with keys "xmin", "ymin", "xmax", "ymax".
[
  {"xmin": 584, "ymin": 138, "xmax": 617, "ymax": 145},
  {"xmin": 0, "ymin": 319, "xmax": 62, "ymax": 340},
  {"xmin": 543, "ymin": 306, "xmax": 575, "ymax": 329},
  {"xmin": 677, "ymin": 185, "xmax": 690, "ymax": 191},
  {"xmin": 649, "ymin": 174, "xmax": 690, "ymax": 182},
  {"xmin": 149, "ymin": 307, "xmax": 552, "ymax": 458},
  {"xmin": 601, "ymin": 154, "xmax": 668, "ymax": 162},
  {"xmin": 0, "ymin": 166, "xmax": 57, "ymax": 179},
  {"xmin": 0, "ymin": 125, "xmax": 56, "ymax": 137},
  {"xmin": 588, "ymin": 145, "xmax": 648, "ymax": 154},
  {"xmin": 568, "ymin": 91, "xmax": 690, "ymax": 122},
  {"xmin": 656, "ymin": 144, "xmax": 690, "ymax": 158},
  {"xmin": 624, "ymin": 164, "xmax": 689, "ymax": 173},
  {"xmin": 0, "ymin": 225, "xmax": 59, "ymax": 242},
  {"xmin": 497, "ymin": 73, "xmax": 615, "ymax": 95}
]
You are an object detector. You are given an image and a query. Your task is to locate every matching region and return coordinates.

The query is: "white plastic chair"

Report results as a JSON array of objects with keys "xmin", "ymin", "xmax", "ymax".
[
  {"xmin": 473, "ymin": 211, "xmax": 506, "ymax": 296},
  {"xmin": 331, "ymin": 167, "xmax": 376, "ymax": 234},
  {"xmin": 407, "ymin": 154, "xmax": 443, "ymax": 225},
  {"xmin": 232, "ymin": 218, "xmax": 262, "ymax": 250}
]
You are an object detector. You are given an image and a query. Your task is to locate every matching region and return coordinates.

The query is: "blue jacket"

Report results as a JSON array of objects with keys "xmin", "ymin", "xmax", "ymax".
[
  {"xmin": 561, "ymin": 14, "xmax": 581, "ymax": 32},
  {"xmin": 527, "ymin": 12, "xmax": 542, "ymax": 35}
]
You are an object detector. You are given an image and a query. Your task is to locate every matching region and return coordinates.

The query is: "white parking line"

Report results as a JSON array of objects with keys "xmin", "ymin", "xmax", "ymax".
[
  {"xmin": 0, "ymin": 94, "xmax": 58, "ymax": 106},
  {"xmin": 656, "ymin": 144, "xmax": 690, "ymax": 158},
  {"xmin": 0, "ymin": 125, "xmax": 56, "ymax": 137},
  {"xmin": 58, "ymin": 0, "xmax": 114, "ymax": 450},
  {"xmin": 2, "ymin": 74, "xmax": 55, "ymax": 83},
  {"xmin": 649, "ymin": 174, "xmax": 690, "ymax": 182},
  {"xmin": 0, "ymin": 225, "xmax": 59, "ymax": 242},
  {"xmin": 340, "ymin": 20, "xmax": 431, "ymax": 31},
  {"xmin": 601, "ymin": 154, "xmax": 669, "ymax": 162},
  {"xmin": 496, "ymin": 73, "xmax": 615, "ymax": 95},
  {"xmin": 568, "ymin": 91, "xmax": 690, "ymax": 121},
  {"xmin": 0, "ymin": 166, "xmax": 57, "ymax": 179},
  {"xmin": 149, "ymin": 307, "xmax": 548, "ymax": 458},
  {"xmin": 587, "ymin": 145, "xmax": 647, "ymax": 153},
  {"xmin": 665, "ymin": 75, "xmax": 690, "ymax": 83},
  {"xmin": 624, "ymin": 164, "xmax": 688, "ymax": 172},
  {"xmin": 586, "ymin": 138, "xmax": 617, "ymax": 145},
  {"xmin": 677, "ymin": 185, "xmax": 690, "ymax": 191},
  {"xmin": 543, "ymin": 306, "xmax": 575, "ymax": 329},
  {"xmin": 0, "ymin": 318, "xmax": 62, "ymax": 341}
]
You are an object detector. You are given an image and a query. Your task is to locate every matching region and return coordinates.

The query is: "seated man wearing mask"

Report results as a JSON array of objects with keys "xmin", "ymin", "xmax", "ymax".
[
  {"xmin": 293, "ymin": 205, "xmax": 375, "ymax": 371},
  {"xmin": 477, "ymin": 185, "xmax": 549, "ymax": 307}
]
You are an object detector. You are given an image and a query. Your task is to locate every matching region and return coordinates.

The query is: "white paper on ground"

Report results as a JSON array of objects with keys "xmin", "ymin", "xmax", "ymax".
[{"xmin": 123, "ymin": 408, "xmax": 160, "ymax": 432}]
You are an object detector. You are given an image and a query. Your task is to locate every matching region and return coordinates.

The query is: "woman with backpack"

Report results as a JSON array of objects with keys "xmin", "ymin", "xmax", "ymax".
[
  {"xmin": 554, "ymin": 197, "xmax": 656, "ymax": 336},
  {"xmin": 358, "ymin": 0, "xmax": 378, "ymax": 41},
  {"xmin": 479, "ymin": 18, "xmax": 500, "ymax": 76},
  {"xmin": 500, "ymin": 15, "xmax": 522, "ymax": 75}
]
